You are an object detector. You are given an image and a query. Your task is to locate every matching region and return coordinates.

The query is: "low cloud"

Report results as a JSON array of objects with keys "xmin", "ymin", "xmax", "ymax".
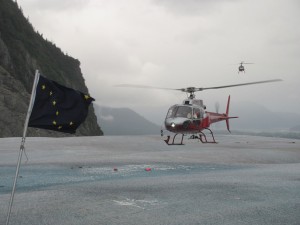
[{"xmin": 100, "ymin": 115, "xmax": 114, "ymax": 122}]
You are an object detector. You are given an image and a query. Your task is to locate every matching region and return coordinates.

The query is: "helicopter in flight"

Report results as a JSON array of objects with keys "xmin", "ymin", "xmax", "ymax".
[
  {"xmin": 117, "ymin": 79, "xmax": 282, "ymax": 145},
  {"xmin": 238, "ymin": 61, "xmax": 254, "ymax": 73}
]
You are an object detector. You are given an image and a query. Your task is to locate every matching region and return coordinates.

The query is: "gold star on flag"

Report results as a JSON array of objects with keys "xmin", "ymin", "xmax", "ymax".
[
  {"xmin": 84, "ymin": 95, "xmax": 90, "ymax": 100},
  {"xmin": 58, "ymin": 126, "xmax": 62, "ymax": 130},
  {"xmin": 53, "ymin": 120, "xmax": 57, "ymax": 125},
  {"xmin": 69, "ymin": 121, "xmax": 74, "ymax": 126},
  {"xmin": 52, "ymin": 100, "xmax": 56, "ymax": 106},
  {"xmin": 42, "ymin": 85, "xmax": 46, "ymax": 90},
  {"xmin": 56, "ymin": 111, "xmax": 59, "ymax": 116},
  {"xmin": 49, "ymin": 91, "xmax": 53, "ymax": 96}
]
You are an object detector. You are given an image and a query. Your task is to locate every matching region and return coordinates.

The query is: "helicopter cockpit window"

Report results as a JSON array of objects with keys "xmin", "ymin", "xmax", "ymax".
[
  {"xmin": 174, "ymin": 106, "xmax": 192, "ymax": 119},
  {"xmin": 166, "ymin": 106, "xmax": 176, "ymax": 118}
]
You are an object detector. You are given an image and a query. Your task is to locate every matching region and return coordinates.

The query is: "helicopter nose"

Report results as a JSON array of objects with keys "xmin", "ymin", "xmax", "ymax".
[
  {"xmin": 165, "ymin": 119, "xmax": 175, "ymax": 129},
  {"xmin": 165, "ymin": 120, "xmax": 177, "ymax": 130},
  {"xmin": 165, "ymin": 118, "xmax": 191, "ymax": 131}
]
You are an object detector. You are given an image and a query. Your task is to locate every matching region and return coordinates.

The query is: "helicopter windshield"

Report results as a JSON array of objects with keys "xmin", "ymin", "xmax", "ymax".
[{"xmin": 166, "ymin": 105, "xmax": 193, "ymax": 119}]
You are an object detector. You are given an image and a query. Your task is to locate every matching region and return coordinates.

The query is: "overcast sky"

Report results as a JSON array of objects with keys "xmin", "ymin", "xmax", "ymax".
[{"xmin": 18, "ymin": 0, "xmax": 300, "ymax": 125}]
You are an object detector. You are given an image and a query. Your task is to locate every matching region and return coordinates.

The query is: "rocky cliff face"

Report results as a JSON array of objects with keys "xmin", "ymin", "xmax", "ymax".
[{"xmin": 0, "ymin": 0, "xmax": 103, "ymax": 137}]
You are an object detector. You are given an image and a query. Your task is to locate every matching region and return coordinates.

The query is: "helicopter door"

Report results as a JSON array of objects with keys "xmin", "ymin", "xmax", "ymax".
[{"xmin": 192, "ymin": 107, "xmax": 201, "ymax": 126}]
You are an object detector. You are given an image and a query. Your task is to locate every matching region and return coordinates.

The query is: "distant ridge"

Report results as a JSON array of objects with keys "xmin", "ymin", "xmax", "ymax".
[
  {"xmin": 230, "ymin": 101, "xmax": 300, "ymax": 131},
  {"xmin": 290, "ymin": 125, "xmax": 300, "ymax": 132},
  {"xmin": 94, "ymin": 105, "xmax": 161, "ymax": 135}
]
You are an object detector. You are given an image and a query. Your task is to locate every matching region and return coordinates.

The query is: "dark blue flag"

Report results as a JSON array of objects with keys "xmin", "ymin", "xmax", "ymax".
[{"xmin": 28, "ymin": 75, "xmax": 94, "ymax": 134}]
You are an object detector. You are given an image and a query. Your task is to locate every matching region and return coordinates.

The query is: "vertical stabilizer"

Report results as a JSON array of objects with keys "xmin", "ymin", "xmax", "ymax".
[{"xmin": 226, "ymin": 95, "xmax": 231, "ymax": 132}]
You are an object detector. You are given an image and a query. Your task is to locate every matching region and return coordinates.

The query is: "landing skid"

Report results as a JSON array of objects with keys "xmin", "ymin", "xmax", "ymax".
[
  {"xmin": 163, "ymin": 128, "xmax": 218, "ymax": 145},
  {"xmin": 164, "ymin": 128, "xmax": 218, "ymax": 145},
  {"xmin": 199, "ymin": 128, "xmax": 217, "ymax": 143},
  {"xmin": 164, "ymin": 134, "xmax": 185, "ymax": 145}
]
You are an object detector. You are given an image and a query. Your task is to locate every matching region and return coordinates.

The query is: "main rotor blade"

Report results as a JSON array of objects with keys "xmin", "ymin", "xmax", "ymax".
[
  {"xmin": 199, "ymin": 79, "xmax": 282, "ymax": 91},
  {"xmin": 116, "ymin": 79, "xmax": 282, "ymax": 93},
  {"xmin": 115, "ymin": 84, "xmax": 181, "ymax": 91}
]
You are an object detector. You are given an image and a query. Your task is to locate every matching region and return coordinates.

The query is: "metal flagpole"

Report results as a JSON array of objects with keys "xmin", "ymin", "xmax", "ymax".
[{"xmin": 6, "ymin": 70, "xmax": 40, "ymax": 225}]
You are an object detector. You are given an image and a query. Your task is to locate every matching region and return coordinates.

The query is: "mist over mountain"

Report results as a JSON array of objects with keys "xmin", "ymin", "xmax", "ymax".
[
  {"xmin": 230, "ymin": 101, "xmax": 300, "ymax": 132},
  {"xmin": 0, "ymin": 0, "xmax": 102, "ymax": 137},
  {"xmin": 94, "ymin": 105, "xmax": 161, "ymax": 135},
  {"xmin": 290, "ymin": 125, "xmax": 300, "ymax": 132}
]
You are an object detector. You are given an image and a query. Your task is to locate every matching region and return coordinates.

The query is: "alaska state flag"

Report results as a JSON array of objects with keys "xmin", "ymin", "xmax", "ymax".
[{"xmin": 28, "ymin": 75, "xmax": 94, "ymax": 134}]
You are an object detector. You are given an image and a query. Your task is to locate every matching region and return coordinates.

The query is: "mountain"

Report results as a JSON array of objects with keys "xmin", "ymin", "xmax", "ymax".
[
  {"xmin": 94, "ymin": 105, "xmax": 161, "ymax": 135},
  {"xmin": 0, "ymin": 0, "xmax": 102, "ymax": 137},
  {"xmin": 230, "ymin": 101, "xmax": 300, "ymax": 131},
  {"xmin": 290, "ymin": 125, "xmax": 300, "ymax": 132}
]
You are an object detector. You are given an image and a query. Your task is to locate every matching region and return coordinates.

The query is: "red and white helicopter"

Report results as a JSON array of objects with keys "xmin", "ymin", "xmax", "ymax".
[{"xmin": 117, "ymin": 79, "xmax": 282, "ymax": 145}]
